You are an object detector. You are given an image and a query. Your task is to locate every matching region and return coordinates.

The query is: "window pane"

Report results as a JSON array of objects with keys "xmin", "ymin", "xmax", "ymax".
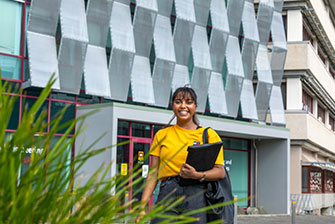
[
  {"xmin": 23, "ymin": 58, "xmax": 29, "ymax": 81},
  {"xmin": 117, "ymin": 121, "xmax": 129, "ymax": 136},
  {"xmin": 132, "ymin": 122, "xmax": 151, "ymax": 138},
  {"xmin": 24, "ymin": 5, "xmax": 30, "ymax": 57},
  {"xmin": 302, "ymin": 166, "xmax": 309, "ymax": 193},
  {"xmin": 153, "ymin": 124, "xmax": 164, "ymax": 136},
  {"xmin": 50, "ymin": 101, "xmax": 75, "ymax": 134},
  {"xmin": 21, "ymin": 97, "xmax": 48, "ymax": 130},
  {"xmin": 0, "ymin": 54, "xmax": 21, "ymax": 80},
  {"xmin": 325, "ymin": 171, "xmax": 333, "ymax": 193},
  {"xmin": 317, "ymin": 105, "xmax": 325, "ymax": 123},
  {"xmin": 222, "ymin": 138, "xmax": 249, "ymax": 150},
  {"xmin": 224, "ymin": 149, "xmax": 249, "ymax": 207},
  {"xmin": 310, "ymin": 167, "xmax": 322, "ymax": 193},
  {"xmin": 8, "ymin": 94, "xmax": 20, "ymax": 130},
  {"xmin": 0, "ymin": 0, "xmax": 22, "ymax": 55}
]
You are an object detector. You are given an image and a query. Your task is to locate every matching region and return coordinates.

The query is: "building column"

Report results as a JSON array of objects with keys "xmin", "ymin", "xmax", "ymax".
[
  {"xmin": 287, "ymin": 10, "xmax": 303, "ymax": 41},
  {"xmin": 286, "ymin": 78, "xmax": 302, "ymax": 110},
  {"xmin": 313, "ymin": 98, "xmax": 318, "ymax": 118}
]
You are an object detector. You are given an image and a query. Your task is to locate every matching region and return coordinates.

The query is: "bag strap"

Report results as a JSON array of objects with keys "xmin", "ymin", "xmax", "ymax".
[{"xmin": 202, "ymin": 127, "xmax": 210, "ymax": 144}]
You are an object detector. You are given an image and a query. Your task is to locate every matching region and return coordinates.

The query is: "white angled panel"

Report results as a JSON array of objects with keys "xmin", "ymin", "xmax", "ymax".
[
  {"xmin": 225, "ymin": 35, "xmax": 245, "ymax": 117},
  {"xmin": 152, "ymin": 59, "xmax": 175, "ymax": 107},
  {"xmin": 26, "ymin": 31, "xmax": 60, "ymax": 89},
  {"xmin": 271, "ymin": 11, "xmax": 287, "ymax": 86},
  {"xmin": 192, "ymin": 26, "xmax": 211, "ymax": 70},
  {"xmin": 108, "ymin": 2, "xmax": 136, "ymax": 101},
  {"xmin": 28, "ymin": 0, "xmax": 61, "ymax": 36},
  {"xmin": 194, "ymin": 0, "xmax": 211, "ymax": 26},
  {"xmin": 240, "ymin": 79, "xmax": 258, "ymax": 120},
  {"xmin": 60, "ymin": 0, "xmax": 88, "ymax": 42},
  {"xmin": 226, "ymin": 0, "xmax": 245, "ymax": 36},
  {"xmin": 209, "ymin": 0, "xmax": 229, "ymax": 73},
  {"xmin": 154, "ymin": 15, "xmax": 175, "ymax": 62},
  {"xmin": 133, "ymin": 0, "xmax": 158, "ymax": 57},
  {"xmin": 191, "ymin": 25, "xmax": 212, "ymax": 112},
  {"xmin": 130, "ymin": 55, "xmax": 155, "ymax": 104},
  {"xmin": 208, "ymin": 72, "xmax": 227, "ymax": 115},
  {"xmin": 83, "ymin": 45, "xmax": 111, "ymax": 98},
  {"xmin": 86, "ymin": 0, "xmax": 113, "ymax": 47},
  {"xmin": 84, "ymin": 0, "xmax": 112, "ymax": 98},
  {"xmin": 173, "ymin": 0, "xmax": 196, "ymax": 65},
  {"xmin": 255, "ymin": 44, "xmax": 273, "ymax": 121},
  {"xmin": 157, "ymin": 0, "xmax": 173, "ymax": 17},
  {"xmin": 257, "ymin": 0, "xmax": 274, "ymax": 45},
  {"xmin": 58, "ymin": 0, "xmax": 88, "ymax": 94},
  {"xmin": 25, "ymin": 0, "xmax": 61, "ymax": 90},
  {"xmin": 171, "ymin": 64, "xmax": 190, "ymax": 93},
  {"xmin": 110, "ymin": 2, "xmax": 136, "ymax": 52},
  {"xmin": 152, "ymin": 15, "xmax": 176, "ymax": 107},
  {"xmin": 269, "ymin": 86, "xmax": 286, "ymax": 125}
]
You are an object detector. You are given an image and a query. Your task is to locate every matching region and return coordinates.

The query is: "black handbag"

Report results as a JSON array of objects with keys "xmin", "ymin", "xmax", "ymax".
[{"xmin": 202, "ymin": 128, "xmax": 235, "ymax": 224}]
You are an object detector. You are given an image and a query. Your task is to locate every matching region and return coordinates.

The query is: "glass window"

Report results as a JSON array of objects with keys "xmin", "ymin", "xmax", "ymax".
[
  {"xmin": 222, "ymin": 138, "xmax": 249, "ymax": 150},
  {"xmin": 310, "ymin": 167, "xmax": 322, "ymax": 193},
  {"xmin": 50, "ymin": 101, "xmax": 75, "ymax": 134},
  {"xmin": 302, "ymin": 90, "xmax": 313, "ymax": 113},
  {"xmin": 0, "ymin": 54, "xmax": 21, "ymax": 80},
  {"xmin": 132, "ymin": 122, "xmax": 151, "ymax": 138},
  {"xmin": 23, "ymin": 58, "xmax": 29, "ymax": 81},
  {"xmin": 117, "ymin": 121, "xmax": 129, "ymax": 136},
  {"xmin": 317, "ymin": 105, "xmax": 325, "ymax": 123},
  {"xmin": 329, "ymin": 115, "xmax": 335, "ymax": 131},
  {"xmin": 153, "ymin": 124, "xmax": 164, "ymax": 136},
  {"xmin": 302, "ymin": 166, "xmax": 309, "ymax": 193},
  {"xmin": 21, "ymin": 97, "xmax": 49, "ymax": 130},
  {"xmin": 0, "ymin": 0, "xmax": 22, "ymax": 55},
  {"xmin": 24, "ymin": 4, "xmax": 30, "ymax": 57},
  {"xmin": 224, "ymin": 149, "xmax": 249, "ymax": 207},
  {"xmin": 8, "ymin": 94, "xmax": 20, "ymax": 130},
  {"xmin": 324, "ymin": 171, "xmax": 334, "ymax": 193}
]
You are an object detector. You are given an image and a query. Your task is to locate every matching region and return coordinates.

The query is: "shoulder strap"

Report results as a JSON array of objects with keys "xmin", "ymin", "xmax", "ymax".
[{"xmin": 202, "ymin": 127, "xmax": 210, "ymax": 144}]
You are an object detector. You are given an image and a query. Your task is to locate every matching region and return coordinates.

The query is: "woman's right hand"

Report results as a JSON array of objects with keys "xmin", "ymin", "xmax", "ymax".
[{"xmin": 135, "ymin": 210, "xmax": 146, "ymax": 223}]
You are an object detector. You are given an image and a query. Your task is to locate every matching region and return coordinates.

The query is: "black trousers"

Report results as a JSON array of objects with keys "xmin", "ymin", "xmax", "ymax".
[{"xmin": 150, "ymin": 176, "xmax": 207, "ymax": 224}]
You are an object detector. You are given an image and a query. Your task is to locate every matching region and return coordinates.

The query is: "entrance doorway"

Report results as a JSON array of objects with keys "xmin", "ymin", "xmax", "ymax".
[{"xmin": 116, "ymin": 120, "xmax": 163, "ymax": 208}]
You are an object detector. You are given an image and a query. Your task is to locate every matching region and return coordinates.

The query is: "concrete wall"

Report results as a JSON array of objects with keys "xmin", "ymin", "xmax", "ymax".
[
  {"xmin": 291, "ymin": 145, "xmax": 302, "ymax": 194},
  {"xmin": 309, "ymin": 0, "xmax": 335, "ymax": 51},
  {"xmin": 256, "ymin": 139, "xmax": 290, "ymax": 214},
  {"xmin": 286, "ymin": 112, "xmax": 335, "ymax": 155},
  {"xmin": 75, "ymin": 106, "xmax": 114, "ymax": 187},
  {"xmin": 285, "ymin": 42, "xmax": 335, "ymax": 102}
]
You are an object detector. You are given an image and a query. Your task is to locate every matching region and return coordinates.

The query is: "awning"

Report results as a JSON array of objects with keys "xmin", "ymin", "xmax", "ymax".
[{"xmin": 301, "ymin": 161, "xmax": 335, "ymax": 172}]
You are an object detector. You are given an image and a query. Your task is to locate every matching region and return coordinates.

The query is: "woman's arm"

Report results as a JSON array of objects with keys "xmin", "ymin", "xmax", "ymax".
[
  {"xmin": 180, "ymin": 163, "xmax": 225, "ymax": 181},
  {"xmin": 135, "ymin": 156, "xmax": 160, "ymax": 222},
  {"xmin": 140, "ymin": 155, "xmax": 160, "ymax": 205}
]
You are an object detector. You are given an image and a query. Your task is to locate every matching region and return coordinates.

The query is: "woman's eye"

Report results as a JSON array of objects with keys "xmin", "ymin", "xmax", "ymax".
[{"xmin": 186, "ymin": 100, "xmax": 193, "ymax": 104}]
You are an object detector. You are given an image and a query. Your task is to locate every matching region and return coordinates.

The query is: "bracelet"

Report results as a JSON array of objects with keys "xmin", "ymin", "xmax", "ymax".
[{"xmin": 199, "ymin": 172, "xmax": 206, "ymax": 182}]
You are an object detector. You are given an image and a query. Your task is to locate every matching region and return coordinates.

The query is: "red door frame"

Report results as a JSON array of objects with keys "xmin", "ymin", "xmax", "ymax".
[{"xmin": 117, "ymin": 121, "xmax": 155, "ymax": 209}]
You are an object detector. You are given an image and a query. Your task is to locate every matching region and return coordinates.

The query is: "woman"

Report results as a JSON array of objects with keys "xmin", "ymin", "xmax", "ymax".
[{"xmin": 136, "ymin": 86, "xmax": 225, "ymax": 223}]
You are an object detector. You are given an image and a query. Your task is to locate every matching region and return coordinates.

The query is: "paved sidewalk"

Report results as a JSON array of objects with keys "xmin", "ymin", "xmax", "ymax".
[{"xmin": 236, "ymin": 214, "xmax": 335, "ymax": 224}]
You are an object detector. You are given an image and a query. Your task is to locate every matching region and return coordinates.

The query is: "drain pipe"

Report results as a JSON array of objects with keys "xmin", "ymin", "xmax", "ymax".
[{"xmin": 253, "ymin": 139, "xmax": 258, "ymax": 208}]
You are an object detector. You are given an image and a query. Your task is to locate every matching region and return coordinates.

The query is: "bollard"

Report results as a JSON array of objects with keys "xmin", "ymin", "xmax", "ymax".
[
  {"xmin": 234, "ymin": 196, "xmax": 238, "ymax": 224},
  {"xmin": 291, "ymin": 200, "xmax": 296, "ymax": 224}
]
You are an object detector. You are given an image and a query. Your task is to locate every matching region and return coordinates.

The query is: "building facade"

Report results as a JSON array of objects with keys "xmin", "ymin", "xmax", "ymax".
[
  {"xmin": 1, "ymin": 0, "xmax": 292, "ymax": 214},
  {"xmin": 284, "ymin": 0, "xmax": 335, "ymax": 215}
]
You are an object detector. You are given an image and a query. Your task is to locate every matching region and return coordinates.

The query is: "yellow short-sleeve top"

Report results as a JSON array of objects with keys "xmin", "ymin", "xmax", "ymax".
[{"xmin": 150, "ymin": 125, "xmax": 224, "ymax": 180}]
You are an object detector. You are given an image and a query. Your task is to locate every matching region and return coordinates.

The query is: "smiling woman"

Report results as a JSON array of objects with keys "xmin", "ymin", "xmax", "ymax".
[{"xmin": 136, "ymin": 86, "xmax": 225, "ymax": 223}]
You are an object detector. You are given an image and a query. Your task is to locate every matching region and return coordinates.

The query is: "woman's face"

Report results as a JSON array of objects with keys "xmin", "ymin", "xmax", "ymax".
[{"xmin": 172, "ymin": 92, "xmax": 197, "ymax": 124}]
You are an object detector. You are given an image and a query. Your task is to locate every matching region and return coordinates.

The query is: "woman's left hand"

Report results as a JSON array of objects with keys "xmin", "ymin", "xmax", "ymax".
[{"xmin": 180, "ymin": 163, "xmax": 201, "ymax": 179}]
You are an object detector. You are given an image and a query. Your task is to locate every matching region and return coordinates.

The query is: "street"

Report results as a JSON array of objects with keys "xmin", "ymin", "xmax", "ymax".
[{"xmin": 237, "ymin": 215, "xmax": 335, "ymax": 224}]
